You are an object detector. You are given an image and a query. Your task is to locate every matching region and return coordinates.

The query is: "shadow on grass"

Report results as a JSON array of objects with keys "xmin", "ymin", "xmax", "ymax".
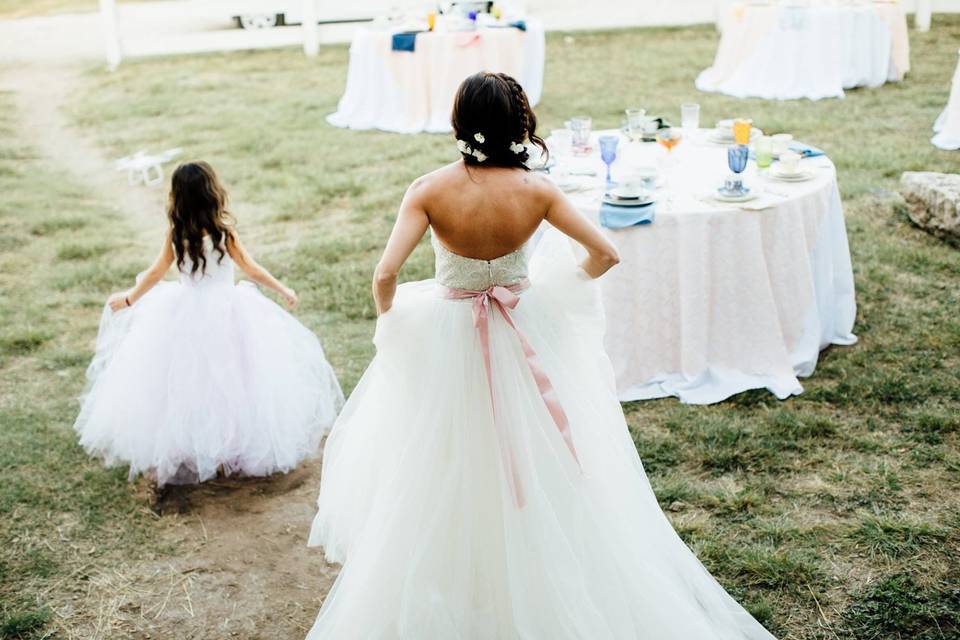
[{"xmin": 152, "ymin": 464, "xmax": 314, "ymax": 516}]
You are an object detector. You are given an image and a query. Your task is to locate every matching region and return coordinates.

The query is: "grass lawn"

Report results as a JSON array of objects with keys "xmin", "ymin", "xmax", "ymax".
[{"xmin": 3, "ymin": 18, "xmax": 960, "ymax": 640}]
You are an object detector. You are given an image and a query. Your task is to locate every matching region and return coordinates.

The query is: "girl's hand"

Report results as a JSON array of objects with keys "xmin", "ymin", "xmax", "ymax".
[
  {"xmin": 280, "ymin": 287, "xmax": 299, "ymax": 309},
  {"xmin": 108, "ymin": 292, "xmax": 131, "ymax": 312}
]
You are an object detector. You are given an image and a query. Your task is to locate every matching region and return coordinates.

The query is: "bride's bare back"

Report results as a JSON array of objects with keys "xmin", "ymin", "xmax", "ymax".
[
  {"xmin": 371, "ymin": 160, "xmax": 619, "ymax": 314},
  {"xmin": 425, "ymin": 163, "xmax": 550, "ymax": 260}
]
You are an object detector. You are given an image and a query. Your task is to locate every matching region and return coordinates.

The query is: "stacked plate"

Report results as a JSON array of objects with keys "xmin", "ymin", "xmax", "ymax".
[
  {"xmin": 714, "ymin": 187, "xmax": 757, "ymax": 203},
  {"xmin": 603, "ymin": 185, "xmax": 655, "ymax": 207},
  {"xmin": 768, "ymin": 164, "xmax": 815, "ymax": 182},
  {"xmin": 707, "ymin": 120, "xmax": 764, "ymax": 145}
]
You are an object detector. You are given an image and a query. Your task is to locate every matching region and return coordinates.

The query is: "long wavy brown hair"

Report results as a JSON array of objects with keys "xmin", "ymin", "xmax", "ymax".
[{"xmin": 167, "ymin": 161, "xmax": 234, "ymax": 275}]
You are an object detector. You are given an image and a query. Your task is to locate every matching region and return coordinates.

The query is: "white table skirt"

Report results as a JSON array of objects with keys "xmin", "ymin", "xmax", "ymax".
[
  {"xmin": 549, "ymin": 131, "xmax": 857, "ymax": 404},
  {"xmin": 933, "ymin": 51, "xmax": 960, "ymax": 151},
  {"xmin": 697, "ymin": 5, "xmax": 908, "ymax": 101},
  {"xmin": 328, "ymin": 21, "xmax": 545, "ymax": 134}
]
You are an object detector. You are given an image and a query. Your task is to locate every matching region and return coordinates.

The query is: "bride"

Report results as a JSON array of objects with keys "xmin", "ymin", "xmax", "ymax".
[{"xmin": 306, "ymin": 72, "xmax": 776, "ymax": 639}]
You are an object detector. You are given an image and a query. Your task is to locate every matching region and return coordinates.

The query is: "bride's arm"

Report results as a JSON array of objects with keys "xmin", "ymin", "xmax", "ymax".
[
  {"xmin": 543, "ymin": 187, "xmax": 620, "ymax": 278},
  {"xmin": 107, "ymin": 230, "xmax": 175, "ymax": 311},
  {"xmin": 373, "ymin": 180, "xmax": 430, "ymax": 315}
]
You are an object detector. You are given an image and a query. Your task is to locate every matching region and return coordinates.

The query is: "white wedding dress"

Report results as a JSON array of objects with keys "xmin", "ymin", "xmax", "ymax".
[
  {"xmin": 307, "ymin": 229, "xmax": 775, "ymax": 639},
  {"xmin": 74, "ymin": 235, "xmax": 344, "ymax": 487}
]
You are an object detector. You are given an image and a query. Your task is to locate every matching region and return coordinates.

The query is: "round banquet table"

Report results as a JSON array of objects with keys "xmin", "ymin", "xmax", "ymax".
[
  {"xmin": 327, "ymin": 21, "xmax": 545, "ymax": 134},
  {"xmin": 696, "ymin": 3, "xmax": 910, "ymax": 101},
  {"xmin": 543, "ymin": 130, "xmax": 858, "ymax": 404},
  {"xmin": 933, "ymin": 49, "xmax": 960, "ymax": 151}
]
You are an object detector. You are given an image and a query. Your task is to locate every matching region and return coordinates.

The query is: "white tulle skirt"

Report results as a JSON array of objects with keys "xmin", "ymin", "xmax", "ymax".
[
  {"xmin": 74, "ymin": 280, "xmax": 343, "ymax": 487},
  {"xmin": 307, "ymin": 233, "xmax": 775, "ymax": 639}
]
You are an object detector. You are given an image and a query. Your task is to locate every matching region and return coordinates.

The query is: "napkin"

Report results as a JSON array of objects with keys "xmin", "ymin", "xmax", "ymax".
[
  {"xmin": 748, "ymin": 141, "xmax": 825, "ymax": 160},
  {"xmin": 788, "ymin": 141, "xmax": 825, "ymax": 158},
  {"xmin": 599, "ymin": 202, "xmax": 656, "ymax": 229},
  {"xmin": 487, "ymin": 20, "xmax": 527, "ymax": 31},
  {"xmin": 391, "ymin": 31, "xmax": 423, "ymax": 52}
]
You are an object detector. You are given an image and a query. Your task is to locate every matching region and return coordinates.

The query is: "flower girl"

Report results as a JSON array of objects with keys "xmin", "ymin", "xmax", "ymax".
[{"xmin": 74, "ymin": 161, "xmax": 343, "ymax": 488}]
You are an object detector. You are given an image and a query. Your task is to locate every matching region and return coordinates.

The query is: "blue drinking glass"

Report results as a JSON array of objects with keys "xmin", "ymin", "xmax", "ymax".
[
  {"xmin": 599, "ymin": 135, "xmax": 619, "ymax": 186},
  {"xmin": 725, "ymin": 144, "xmax": 750, "ymax": 195},
  {"xmin": 728, "ymin": 144, "xmax": 749, "ymax": 174}
]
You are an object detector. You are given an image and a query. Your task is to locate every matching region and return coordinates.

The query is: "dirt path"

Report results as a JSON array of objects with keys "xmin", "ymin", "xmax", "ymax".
[
  {"xmin": 2, "ymin": 65, "xmax": 165, "ymax": 233},
  {"xmin": 2, "ymin": 64, "xmax": 337, "ymax": 639}
]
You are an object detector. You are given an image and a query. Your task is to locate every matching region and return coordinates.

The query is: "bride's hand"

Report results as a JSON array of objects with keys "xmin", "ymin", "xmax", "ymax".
[
  {"xmin": 281, "ymin": 287, "xmax": 299, "ymax": 309},
  {"xmin": 107, "ymin": 292, "xmax": 131, "ymax": 312}
]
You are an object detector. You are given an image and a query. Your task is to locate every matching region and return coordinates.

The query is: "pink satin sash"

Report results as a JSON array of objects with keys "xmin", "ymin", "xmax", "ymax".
[{"xmin": 443, "ymin": 279, "xmax": 580, "ymax": 508}]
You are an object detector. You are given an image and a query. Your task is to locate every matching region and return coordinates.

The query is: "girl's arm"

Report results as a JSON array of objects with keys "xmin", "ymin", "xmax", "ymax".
[
  {"xmin": 107, "ymin": 231, "xmax": 175, "ymax": 311},
  {"xmin": 226, "ymin": 232, "xmax": 298, "ymax": 308},
  {"xmin": 373, "ymin": 179, "xmax": 430, "ymax": 315},
  {"xmin": 544, "ymin": 186, "xmax": 620, "ymax": 278}
]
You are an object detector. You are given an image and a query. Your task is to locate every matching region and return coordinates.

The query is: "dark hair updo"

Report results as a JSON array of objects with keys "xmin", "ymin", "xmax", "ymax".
[{"xmin": 451, "ymin": 71, "xmax": 547, "ymax": 170}]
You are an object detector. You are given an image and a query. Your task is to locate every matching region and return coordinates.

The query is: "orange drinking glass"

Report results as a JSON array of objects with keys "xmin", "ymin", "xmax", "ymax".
[
  {"xmin": 657, "ymin": 128, "xmax": 683, "ymax": 154},
  {"xmin": 733, "ymin": 118, "xmax": 753, "ymax": 145}
]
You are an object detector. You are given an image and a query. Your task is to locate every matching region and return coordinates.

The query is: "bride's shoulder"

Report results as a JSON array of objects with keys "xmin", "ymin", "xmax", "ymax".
[{"xmin": 413, "ymin": 162, "xmax": 459, "ymax": 185}]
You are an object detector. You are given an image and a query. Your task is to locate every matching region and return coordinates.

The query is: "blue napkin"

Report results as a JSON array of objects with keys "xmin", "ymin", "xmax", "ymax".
[
  {"xmin": 489, "ymin": 20, "xmax": 527, "ymax": 31},
  {"xmin": 749, "ymin": 141, "xmax": 826, "ymax": 160},
  {"xmin": 391, "ymin": 31, "xmax": 422, "ymax": 52},
  {"xmin": 599, "ymin": 202, "xmax": 655, "ymax": 229},
  {"xmin": 788, "ymin": 141, "xmax": 825, "ymax": 158}
]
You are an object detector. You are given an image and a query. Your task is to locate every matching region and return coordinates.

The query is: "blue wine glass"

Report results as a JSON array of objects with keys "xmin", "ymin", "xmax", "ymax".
[
  {"xmin": 726, "ymin": 144, "xmax": 750, "ymax": 195},
  {"xmin": 599, "ymin": 135, "xmax": 619, "ymax": 186},
  {"xmin": 728, "ymin": 144, "xmax": 749, "ymax": 174}
]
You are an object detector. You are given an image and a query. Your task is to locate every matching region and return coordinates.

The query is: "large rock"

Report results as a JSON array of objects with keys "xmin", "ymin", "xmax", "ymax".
[{"xmin": 900, "ymin": 172, "xmax": 960, "ymax": 246}]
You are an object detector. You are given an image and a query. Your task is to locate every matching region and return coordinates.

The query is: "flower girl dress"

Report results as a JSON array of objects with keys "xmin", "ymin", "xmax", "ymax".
[
  {"xmin": 306, "ymin": 230, "xmax": 775, "ymax": 639},
  {"xmin": 75, "ymin": 235, "xmax": 343, "ymax": 486}
]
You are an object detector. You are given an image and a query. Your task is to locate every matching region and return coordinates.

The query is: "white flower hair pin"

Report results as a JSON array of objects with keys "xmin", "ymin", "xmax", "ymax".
[
  {"xmin": 456, "ymin": 136, "xmax": 487, "ymax": 163},
  {"xmin": 509, "ymin": 141, "xmax": 526, "ymax": 155},
  {"xmin": 474, "ymin": 132, "xmax": 485, "ymax": 144}
]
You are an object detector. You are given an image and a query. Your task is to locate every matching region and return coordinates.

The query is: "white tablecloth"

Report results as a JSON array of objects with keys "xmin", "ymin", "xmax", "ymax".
[
  {"xmin": 697, "ymin": 4, "xmax": 909, "ymax": 101},
  {"xmin": 933, "ymin": 50, "xmax": 960, "ymax": 151},
  {"xmin": 328, "ymin": 21, "xmax": 545, "ymax": 134},
  {"xmin": 550, "ymin": 131, "xmax": 857, "ymax": 404}
]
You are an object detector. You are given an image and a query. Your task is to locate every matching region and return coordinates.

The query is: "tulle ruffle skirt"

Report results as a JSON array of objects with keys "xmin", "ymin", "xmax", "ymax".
[
  {"xmin": 75, "ymin": 280, "xmax": 343, "ymax": 487},
  {"xmin": 307, "ymin": 233, "xmax": 775, "ymax": 639}
]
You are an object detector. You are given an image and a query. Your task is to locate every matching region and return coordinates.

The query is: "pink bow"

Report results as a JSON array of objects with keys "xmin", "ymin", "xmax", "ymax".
[{"xmin": 444, "ymin": 279, "xmax": 580, "ymax": 508}]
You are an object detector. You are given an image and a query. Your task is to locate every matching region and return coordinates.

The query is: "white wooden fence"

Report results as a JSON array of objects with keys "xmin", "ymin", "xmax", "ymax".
[{"xmin": 97, "ymin": 0, "xmax": 942, "ymax": 70}]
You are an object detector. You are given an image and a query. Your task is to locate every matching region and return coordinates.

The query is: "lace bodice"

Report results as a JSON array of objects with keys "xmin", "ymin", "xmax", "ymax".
[
  {"xmin": 432, "ymin": 233, "xmax": 529, "ymax": 291},
  {"xmin": 177, "ymin": 235, "xmax": 235, "ymax": 287}
]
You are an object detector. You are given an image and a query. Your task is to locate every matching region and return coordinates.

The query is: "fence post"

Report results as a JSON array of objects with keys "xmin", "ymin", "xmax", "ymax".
[
  {"xmin": 303, "ymin": 0, "xmax": 319, "ymax": 56},
  {"xmin": 915, "ymin": 0, "xmax": 931, "ymax": 32},
  {"xmin": 99, "ymin": 0, "xmax": 122, "ymax": 70}
]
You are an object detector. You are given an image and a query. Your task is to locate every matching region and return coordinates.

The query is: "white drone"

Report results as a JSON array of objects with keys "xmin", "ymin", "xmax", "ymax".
[{"xmin": 115, "ymin": 148, "xmax": 183, "ymax": 187}]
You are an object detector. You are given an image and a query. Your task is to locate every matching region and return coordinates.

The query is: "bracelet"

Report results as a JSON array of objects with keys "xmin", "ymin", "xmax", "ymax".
[{"xmin": 125, "ymin": 296, "xmax": 131, "ymax": 307}]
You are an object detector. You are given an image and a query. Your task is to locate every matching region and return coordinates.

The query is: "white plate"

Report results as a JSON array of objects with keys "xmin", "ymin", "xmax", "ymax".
[
  {"xmin": 602, "ymin": 194, "xmax": 656, "ymax": 207},
  {"xmin": 608, "ymin": 187, "xmax": 653, "ymax": 201},
  {"xmin": 707, "ymin": 129, "xmax": 764, "ymax": 145},
  {"xmin": 768, "ymin": 168, "xmax": 815, "ymax": 182},
  {"xmin": 714, "ymin": 190, "xmax": 758, "ymax": 203}
]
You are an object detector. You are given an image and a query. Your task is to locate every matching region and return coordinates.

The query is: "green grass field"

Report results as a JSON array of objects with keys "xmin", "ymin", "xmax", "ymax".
[{"xmin": 2, "ymin": 19, "xmax": 960, "ymax": 639}]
